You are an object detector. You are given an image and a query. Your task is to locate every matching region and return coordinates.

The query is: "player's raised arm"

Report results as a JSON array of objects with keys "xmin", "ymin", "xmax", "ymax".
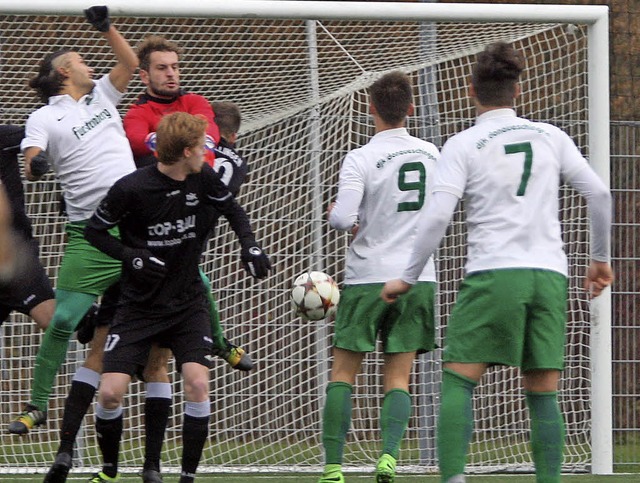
[{"xmin": 84, "ymin": 6, "xmax": 138, "ymax": 93}]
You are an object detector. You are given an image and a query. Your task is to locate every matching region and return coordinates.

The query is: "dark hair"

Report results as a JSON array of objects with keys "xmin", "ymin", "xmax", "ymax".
[
  {"xmin": 212, "ymin": 101, "xmax": 241, "ymax": 138},
  {"xmin": 369, "ymin": 71, "xmax": 412, "ymax": 125},
  {"xmin": 28, "ymin": 49, "xmax": 71, "ymax": 103},
  {"xmin": 471, "ymin": 42, "xmax": 524, "ymax": 106},
  {"xmin": 137, "ymin": 36, "xmax": 182, "ymax": 72}
]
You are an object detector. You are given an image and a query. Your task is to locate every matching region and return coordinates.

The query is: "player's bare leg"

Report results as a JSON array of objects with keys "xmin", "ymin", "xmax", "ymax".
[{"xmin": 29, "ymin": 298, "xmax": 55, "ymax": 331}]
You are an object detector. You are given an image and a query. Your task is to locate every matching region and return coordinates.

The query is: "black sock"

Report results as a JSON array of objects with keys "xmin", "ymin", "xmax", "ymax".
[
  {"xmin": 95, "ymin": 414, "xmax": 123, "ymax": 478},
  {"xmin": 58, "ymin": 381, "xmax": 97, "ymax": 455},
  {"xmin": 180, "ymin": 414, "xmax": 209, "ymax": 479},
  {"xmin": 144, "ymin": 397, "xmax": 171, "ymax": 471}
]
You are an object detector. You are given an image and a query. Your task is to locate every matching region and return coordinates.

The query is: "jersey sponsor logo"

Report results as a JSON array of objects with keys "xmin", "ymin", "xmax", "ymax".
[
  {"xmin": 57, "ymin": 114, "xmax": 67, "ymax": 122},
  {"xmin": 376, "ymin": 148, "xmax": 437, "ymax": 169},
  {"xmin": 22, "ymin": 294, "xmax": 36, "ymax": 306},
  {"xmin": 475, "ymin": 124, "xmax": 548, "ymax": 150},
  {"xmin": 147, "ymin": 215, "xmax": 196, "ymax": 237},
  {"xmin": 166, "ymin": 189, "xmax": 180, "ymax": 197},
  {"xmin": 186, "ymin": 192, "xmax": 199, "ymax": 206},
  {"xmin": 72, "ymin": 108, "xmax": 113, "ymax": 140}
]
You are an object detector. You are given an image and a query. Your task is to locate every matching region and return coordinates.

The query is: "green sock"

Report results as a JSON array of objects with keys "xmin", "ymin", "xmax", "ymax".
[
  {"xmin": 437, "ymin": 368, "xmax": 477, "ymax": 483},
  {"xmin": 31, "ymin": 290, "xmax": 96, "ymax": 410},
  {"xmin": 380, "ymin": 388, "xmax": 411, "ymax": 459},
  {"xmin": 526, "ymin": 391, "xmax": 564, "ymax": 483},
  {"xmin": 199, "ymin": 269, "xmax": 225, "ymax": 349},
  {"xmin": 321, "ymin": 382, "xmax": 353, "ymax": 465}
]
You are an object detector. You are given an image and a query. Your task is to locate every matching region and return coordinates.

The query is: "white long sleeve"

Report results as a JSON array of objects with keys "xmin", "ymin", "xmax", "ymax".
[{"xmin": 401, "ymin": 190, "xmax": 460, "ymax": 284}]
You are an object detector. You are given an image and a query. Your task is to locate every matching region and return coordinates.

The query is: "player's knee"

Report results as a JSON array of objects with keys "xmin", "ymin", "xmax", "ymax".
[
  {"xmin": 50, "ymin": 307, "xmax": 81, "ymax": 335},
  {"xmin": 183, "ymin": 376, "xmax": 209, "ymax": 401},
  {"xmin": 98, "ymin": 385, "xmax": 124, "ymax": 408}
]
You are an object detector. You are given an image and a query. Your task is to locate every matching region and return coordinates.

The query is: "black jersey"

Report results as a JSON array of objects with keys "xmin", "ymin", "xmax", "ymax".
[
  {"xmin": 0, "ymin": 125, "xmax": 34, "ymax": 241},
  {"xmin": 87, "ymin": 163, "xmax": 256, "ymax": 310}
]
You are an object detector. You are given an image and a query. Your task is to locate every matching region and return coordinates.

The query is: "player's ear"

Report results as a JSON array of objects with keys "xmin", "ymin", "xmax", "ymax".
[
  {"xmin": 514, "ymin": 82, "xmax": 521, "ymax": 99},
  {"xmin": 139, "ymin": 69, "xmax": 151, "ymax": 86},
  {"xmin": 369, "ymin": 102, "xmax": 377, "ymax": 116},
  {"xmin": 407, "ymin": 103, "xmax": 415, "ymax": 117},
  {"xmin": 468, "ymin": 81, "xmax": 477, "ymax": 99}
]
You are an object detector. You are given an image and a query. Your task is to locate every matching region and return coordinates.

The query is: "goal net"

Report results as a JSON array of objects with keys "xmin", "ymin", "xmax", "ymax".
[{"xmin": 0, "ymin": 1, "xmax": 609, "ymax": 476}]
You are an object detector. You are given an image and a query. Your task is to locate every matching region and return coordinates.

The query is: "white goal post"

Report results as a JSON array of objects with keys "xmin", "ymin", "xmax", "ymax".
[{"xmin": 0, "ymin": 0, "xmax": 611, "ymax": 477}]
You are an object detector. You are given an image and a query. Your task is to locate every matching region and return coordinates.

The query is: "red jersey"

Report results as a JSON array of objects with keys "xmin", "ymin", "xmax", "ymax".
[{"xmin": 123, "ymin": 91, "xmax": 221, "ymax": 165}]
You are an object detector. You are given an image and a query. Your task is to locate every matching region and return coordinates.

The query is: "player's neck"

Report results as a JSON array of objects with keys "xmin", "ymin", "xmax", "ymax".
[
  {"xmin": 374, "ymin": 118, "xmax": 405, "ymax": 133},
  {"xmin": 474, "ymin": 99, "xmax": 514, "ymax": 116},
  {"xmin": 60, "ymin": 84, "xmax": 92, "ymax": 102},
  {"xmin": 157, "ymin": 162, "xmax": 189, "ymax": 181}
]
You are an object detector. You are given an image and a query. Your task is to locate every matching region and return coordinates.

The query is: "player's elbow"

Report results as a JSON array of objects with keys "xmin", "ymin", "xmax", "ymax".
[
  {"xmin": 592, "ymin": 186, "xmax": 612, "ymax": 210},
  {"xmin": 329, "ymin": 212, "xmax": 357, "ymax": 231}
]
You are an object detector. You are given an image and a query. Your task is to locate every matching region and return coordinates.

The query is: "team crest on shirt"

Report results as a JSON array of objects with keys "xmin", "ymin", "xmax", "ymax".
[{"xmin": 186, "ymin": 192, "xmax": 199, "ymax": 206}]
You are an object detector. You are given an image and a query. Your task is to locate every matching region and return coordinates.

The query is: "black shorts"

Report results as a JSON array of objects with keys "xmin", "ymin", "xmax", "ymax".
[
  {"xmin": 102, "ymin": 297, "xmax": 213, "ymax": 376},
  {"xmin": 0, "ymin": 239, "xmax": 54, "ymax": 323}
]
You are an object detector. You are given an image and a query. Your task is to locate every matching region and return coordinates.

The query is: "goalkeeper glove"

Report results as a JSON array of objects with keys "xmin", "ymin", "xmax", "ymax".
[
  {"xmin": 240, "ymin": 245, "xmax": 271, "ymax": 279},
  {"xmin": 84, "ymin": 6, "xmax": 111, "ymax": 33},
  {"xmin": 30, "ymin": 152, "xmax": 51, "ymax": 177},
  {"xmin": 144, "ymin": 132, "xmax": 158, "ymax": 155},
  {"xmin": 123, "ymin": 248, "xmax": 167, "ymax": 284},
  {"xmin": 204, "ymin": 134, "xmax": 216, "ymax": 166}
]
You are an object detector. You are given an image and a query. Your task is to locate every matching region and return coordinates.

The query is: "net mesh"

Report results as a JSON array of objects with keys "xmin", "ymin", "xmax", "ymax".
[{"xmin": 0, "ymin": 12, "xmax": 592, "ymax": 475}]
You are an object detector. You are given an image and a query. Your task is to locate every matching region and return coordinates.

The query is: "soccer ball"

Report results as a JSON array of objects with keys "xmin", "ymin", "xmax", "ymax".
[{"xmin": 291, "ymin": 271, "xmax": 340, "ymax": 321}]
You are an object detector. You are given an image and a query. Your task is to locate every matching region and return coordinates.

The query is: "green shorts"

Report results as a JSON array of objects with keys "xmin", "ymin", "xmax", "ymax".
[
  {"xmin": 333, "ymin": 282, "xmax": 436, "ymax": 354},
  {"xmin": 443, "ymin": 268, "xmax": 567, "ymax": 371},
  {"xmin": 56, "ymin": 222, "xmax": 122, "ymax": 296}
]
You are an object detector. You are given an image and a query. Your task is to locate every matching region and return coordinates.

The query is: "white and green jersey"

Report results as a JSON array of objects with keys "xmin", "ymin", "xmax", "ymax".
[
  {"xmin": 330, "ymin": 128, "xmax": 439, "ymax": 284},
  {"xmin": 21, "ymin": 75, "xmax": 135, "ymax": 222},
  {"xmin": 434, "ymin": 108, "xmax": 591, "ymax": 276}
]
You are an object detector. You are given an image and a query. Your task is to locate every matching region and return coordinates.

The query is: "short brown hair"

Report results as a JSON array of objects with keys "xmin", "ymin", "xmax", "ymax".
[
  {"xmin": 369, "ymin": 71, "xmax": 413, "ymax": 125},
  {"xmin": 471, "ymin": 42, "xmax": 524, "ymax": 106},
  {"xmin": 156, "ymin": 112, "xmax": 208, "ymax": 165},
  {"xmin": 212, "ymin": 101, "xmax": 242, "ymax": 139},
  {"xmin": 137, "ymin": 36, "xmax": 182, "ymax": 72}
]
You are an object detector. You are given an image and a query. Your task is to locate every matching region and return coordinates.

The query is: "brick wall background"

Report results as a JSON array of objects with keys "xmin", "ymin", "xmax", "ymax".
[{"xmin": 440, "ymin": 0, "xmax": 636, "ymax": 120}]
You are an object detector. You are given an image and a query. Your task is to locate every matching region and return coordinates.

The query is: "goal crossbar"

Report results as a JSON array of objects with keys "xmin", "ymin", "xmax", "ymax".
[{"xmin": 0, "ymin": 1, "xmax": 612, "ymax": 476}]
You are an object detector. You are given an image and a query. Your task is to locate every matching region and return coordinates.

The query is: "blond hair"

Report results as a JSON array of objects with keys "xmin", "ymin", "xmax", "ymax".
[{"xmin": 156, "ymin": 112, "xmax": 208, "ymax": 165}]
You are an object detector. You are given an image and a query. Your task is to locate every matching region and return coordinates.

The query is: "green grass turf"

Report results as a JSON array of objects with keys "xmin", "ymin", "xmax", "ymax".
[{"xmin": 5, "ymin": 474, "xmax": 640, "ymax": 482}]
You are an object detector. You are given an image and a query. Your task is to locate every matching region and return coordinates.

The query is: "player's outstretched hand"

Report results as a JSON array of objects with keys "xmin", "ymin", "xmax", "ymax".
[
  {"xmin": 30, "ymin": 152, "xmax": 51, "ymax": 177},
  {"xmin": 380, "ymin": 278, "xmax": 412, "ymax": 303},
  {"xmin": 584, "ymin": 260, "xmax": 614, "ymax": 299},
  {"xmin": 123, "ymin": 248, "xmax": 167, "ymax": 283},
  {"xmin": 241, "ymin": 245, "xmax": 271, "ymax": 279},
  {"xmin": 84, "ymin": 6, "xmax": 110, "ymax": 32}
]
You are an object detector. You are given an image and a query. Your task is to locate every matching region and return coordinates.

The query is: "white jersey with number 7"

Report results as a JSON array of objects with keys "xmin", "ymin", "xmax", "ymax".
[{"xmin": 433, "ymin": 108, "xmax": 591, "ymax": 276}]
